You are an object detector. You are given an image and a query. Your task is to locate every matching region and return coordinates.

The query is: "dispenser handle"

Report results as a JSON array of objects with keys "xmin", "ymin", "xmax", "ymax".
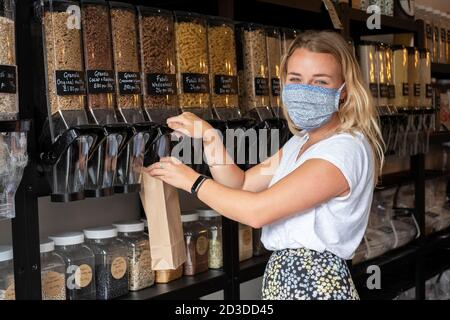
[
  {"xmin": 40, "ymin": 128, "xmax": 79, "ymax": 166},
  {"xmin": 73, "ymin": 125, "xmax": 107, "ymax": 160}
]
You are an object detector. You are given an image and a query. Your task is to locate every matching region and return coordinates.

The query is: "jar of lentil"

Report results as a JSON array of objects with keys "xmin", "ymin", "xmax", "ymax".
[
  {"xmin": 114, "ymin": 221, "xmax": 154, "ymax": 291},
  {"xmin": 265, "ymin": 26, "xmax": 282, "ymax": 112},
  {"xmin": 408, "ymin": 47, "xmax": 420, "ymax": 109},
  {"xmin": 239, "ymin": 223, "xmax": 253, "ymax": 262},
  {"xmin": 137, "ymin": 6, "xmax": 179, "ymax": 123},
  {"xmin": 392, "ymin": 45, "xmax": 409, "ymax": 109},
  {"xmin": 50, "ymin": 232, "xmax": 96, "ymax": 300},
  {"xmin": 174, "ymin": 11, "xmax": 211, "ymax": 119},
  {"xmin": 0, "ymin": 0, "xmax": 18, "ymax": 120},
  {"xmin": 40, "ymin": 239, "xmax": 66, "ymax": 300},
  {"xmin": 385, "ymin": 45, "xmax": 396, "ymax": 107},
  {"xmin": 207, "ymin": 16, "xmax": 240, "ymax": 120},
  {"xmin": 236, "ymin": 23, "xmax": 272, "ymax": 120},
  {"xmin": 40, "ymin": 0, "xmax": 88, "ymax": 126},
  {"xmin": 83, "ymin": 226, "xmax": 129, "ymax": 300},
  {"xmin": 198, "ymin": 209, "xmax": 223, "ymax": 269},
  {"xmin": 181, "ymin": 212, "xmax": 209, "ymax": 276},
  {"xmin": 109, "ymin": 2, "xmax": 144, "ymax": 124},
  {"xmin": 0, "ymin": 246, "xmax": 14, "ymax": 300}
]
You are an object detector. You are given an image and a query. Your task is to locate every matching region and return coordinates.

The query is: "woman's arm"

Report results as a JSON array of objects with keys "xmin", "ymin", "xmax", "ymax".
[{"xmin": 147, "ymin": 157, "xmax": 349, "ymax": 228}]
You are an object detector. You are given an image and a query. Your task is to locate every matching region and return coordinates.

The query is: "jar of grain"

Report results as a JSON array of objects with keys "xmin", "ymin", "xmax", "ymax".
[
  {"xmin": 236, "ymin": 23, "xmax": 272, "ymax": 120},
  {"xmin": 358, "ymin": 42, "xmax": 379, "ymax": 104},
  {"xmin": 198, "ymin": 209, "xmax": 223, "ymax": 269},
  {"xmin": 0, "ymin": 0, "xmax": 18, "ymax": 120},
  {"xmin": 265, "ymin": 27, "xmax": 282, "ymax": 112},
  {"xmin": 181, "ymin": 212, "xmax": 209, "ymax": 276},
  {"xmin": 40, "ymin": 239, "xmax": 66, "ymax": 300},
  {"xmin": 114, "ymin": 221, "xmax": 154, "ymax": 291},
  {"xmin": 207, "ymin": 16, "xmax": 240, "ymax": 120},
  {"xmin": 419, "ymin": 49, "xmax": 432, "ymax": 109},
  {"xmin": 408, "ymin": 47, "xmax": 420, "ymax": 109},
  {"xmin": 81, "ymin": 0, "xmax": 116, "ymax": 124},
  {"xmin": 0, "ymin": 246, "xmax": 14, "ymax": 300},
  {"xmin": 109, "ymin": 2, "xmax": 145, "ymax": 124},
  {"xmin": 174, "ymin": 11, "xmax": 211, "ymax": 119},
  {"xmin": 138, "ymin": 6, "xmax": 180, "ymax": 124},
  {"xmin": 392, "ymin": 45, "xmax": 409, "ymax": 109},
  {"xmin": 239, "ymin": 223, "xmax": 253, "ymax": 262}
]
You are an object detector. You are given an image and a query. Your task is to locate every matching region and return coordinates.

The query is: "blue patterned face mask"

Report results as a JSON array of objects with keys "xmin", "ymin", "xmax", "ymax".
[{"xmin": 281, "ymin": 83, "xmax": 345, "ymax": 131}]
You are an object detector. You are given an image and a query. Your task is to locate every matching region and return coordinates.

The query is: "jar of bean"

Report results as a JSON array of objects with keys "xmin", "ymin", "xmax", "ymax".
[
  {"xmin": 84, "ymin": 226, "xmax": 129, "ymax": 299},
  {"xmin": 40, "ymin": 239, "xmax": 66, "ymax": 300},
  {"xmin": 50, "ymin": 232, "xmax": 96, "ymax": 300},
  {"xmin": 181, "ymin": 212, "xmax": 209, "ymax": 276},
  {"xmin": 0, "ymin": 246, "xmax": 14, "ymax": 300},
  {"xmin": 198, "ymin": 209, "xmax": 223, "ymax": 269},
  {"xmin": 114, "ymin": 221, "xmax": 154, "ymax": 291}
]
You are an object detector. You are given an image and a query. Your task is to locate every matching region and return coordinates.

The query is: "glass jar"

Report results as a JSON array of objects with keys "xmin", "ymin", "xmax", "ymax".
[
  {"xmin": 432, "ymin": 9, "xmax": 441, "ymax": 63},
  {"xmin": 238, "ymin": 223, "xmax": 253, "ymax": 262},
  {"xmin": 0, "ymin": 0, "xmax": 18, "ymax": 120},
  {"xmin": 174, "ymin": 11, "xmax": 211, "ymax": 118},
  {"xmin": 81, "ymin": 0, "xmax": 116, "ymax": 121},
  {"xmin": 358, "ymin": 42, "xmax": 379, "ymax": 104},
  {"xmin": 50, "ymin": 232, "xmax": 96, "ymax": 300},
  {"xmin": 439, "ymin": 12, "xmax": 448, "ymax": 64},
  {"xmin": 446, "ymin": 13, "xmax": 450, "ymax": 64},
  {"xmin": 281, "ymin": 28, "xmax": 299, "ymax": 56},
  {"xmin": 40, "ymin": 239, "xmax": 66, "ymax": 300},
  {"xmin": 385, "ymin": 45, "xmax": 395, "ymax": 106},
  {"xmin": 114, "ymin": 221, "xmax": 154, "ymax": 291},
  {"xmin": 423, "ymin": 7, "xmax": 435, "ymax": 62},
  {"xmin": 109, "ymin": 2, "xmax": 143, "ymax": 123},
  {"xmin": 392, "ymin": 45, "xmax": 409, "ymax": 109},
  {"xmin": 0, "ymin": 246, "xmax": 14, "ymax": 300},
  {"xmin": 408, "ymin": 47, "xmax": 420, "ymax": 109},
  {"xmin": 265, "ymin": 26, "xmax": 282, "ymax": 111},
  {"xmin": 236, "ymin": 23, "xmax": 270, "ymax": 115},
  {"xmin": 198, "ymin": 209, "xmax": 223, "ymax": 269},
  {"xmin": 138, "ymin": 6, "xmax": 179, "ymax": 122},
  {"xmin": 382, "ymin": 0, "xmax": 394, "ymax": 17},
  {"xmin": 181, "ymin": 212, "xmax": 209, "ymax": 276},
  {"xmin": 377, "ymin": 43, "xmax": 389, "ymax": 108},
  {"xmin": 207, "ymin": 16, "xmax": 240, "ymax": 119},
  {"xmin": 84, "ymin": 226, "xmax": 129, "ymax": 300},
  {"xmin": 419, "ymin": 49, "xmax": 432, "ymax": 109}
]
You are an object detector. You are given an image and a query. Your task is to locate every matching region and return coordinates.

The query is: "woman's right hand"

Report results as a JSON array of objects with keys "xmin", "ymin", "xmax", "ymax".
[{"xmin": 166, "ymin": 112, "xmax": 213, "ymax": 139}]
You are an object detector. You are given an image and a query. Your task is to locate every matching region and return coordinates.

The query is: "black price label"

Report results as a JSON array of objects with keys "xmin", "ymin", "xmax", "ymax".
[
  {"xmin": 182, "ymin": 73, "xmax": 210, "ymax": 94},
  {"xmin": 255, "ymin": 77, "xmax": 269, "ymax": 96},
  {"xmin": 426, "ymin": 24, "xmax": 433, "ymax": 39},
  {"xmin": 414, "ymin": 83, "xmax": 421, "ymax": 97},
  {"xmin": 214, "ymin": 75, "xmax": 238, "ymax": 95},
  {"xmin": 55, "ymin": 70, "xmax": 86, "ymax": 95},
  {"xmin": 0, "ymin": 65, "xmax": 17, "ymax": 94},
  {"xmin": 388, "ymin": 85, "xmax": 395, "ymax": 99},
  {"xmin": 426, "ymin": 84, "xmax": 433, "ymax": 98},
  {"xmin": 402, "ymin": 83, "xmax": 409, "ymax": 96},
  {"xmin": 147, "ymin": 73, "xmax": 177, "ymax": 95},
  {"xmin": 271, "ymin": 78, "xmax": 280, "ymax": 96},
  {"xmin": 379, "ymin": 84, "xmax": 389, "ymax": 98},
  {"xmin": 86, "ymin": 70, "xmax": 114, "ymax": 94},
  {"xmin": 118, "ymin": 72, "xmax": 141, "ymax": 95},
  {"xmin": 369, "ymin": 83, "xmax": 378, "ymax": 98}
]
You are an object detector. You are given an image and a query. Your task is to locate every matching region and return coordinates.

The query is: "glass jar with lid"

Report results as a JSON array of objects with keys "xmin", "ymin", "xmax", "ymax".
[
  {"xmin": 198, "ymin": 208, "xmax": 223, "ymax": 269},
  {"xmin": 40, "ymin": 239, "xmax": 66, "ymax": 300},
  {"xmin": 0, "ymin": 246, "xmax": 14, "ymax": 300},
  {"xmin": 239, "ymin": 223, "xmax": 253, "ymax": 262},
  {"xmin": 83, "ymin": 226, "xmax": 129, "ymax": 300},
  {"xmin": 50, "ymin": 232, "xmax": 96, "ymax": 300},
  {"xmin": 114, "ymin": 221, "xmax": 154, "ymax": 291},
  {"xmin": 181, "ymin": 212, "xmax": 209, "ymax": 276}
]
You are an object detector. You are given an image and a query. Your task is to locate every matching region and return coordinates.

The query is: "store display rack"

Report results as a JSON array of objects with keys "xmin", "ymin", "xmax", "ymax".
[{"xmin": 8, "ymin": 0, "xmax": 450, "ymax": 301}]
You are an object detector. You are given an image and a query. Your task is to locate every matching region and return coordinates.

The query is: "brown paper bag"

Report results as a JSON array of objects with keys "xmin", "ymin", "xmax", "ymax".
[{"xmin": 140, "ymin": 171, "xmax": 186, "ymax": 270}]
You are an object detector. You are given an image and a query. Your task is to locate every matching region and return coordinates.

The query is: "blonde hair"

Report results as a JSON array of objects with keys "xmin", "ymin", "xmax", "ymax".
[{"xmin": 280, "ymin": 30, "xmax": 385, "ymax": 183}]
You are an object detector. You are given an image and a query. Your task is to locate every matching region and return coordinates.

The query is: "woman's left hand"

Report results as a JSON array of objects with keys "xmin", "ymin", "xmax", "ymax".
[{"xmin": 145, "ymin": 157, "xmax": 200, "ymax": 193}]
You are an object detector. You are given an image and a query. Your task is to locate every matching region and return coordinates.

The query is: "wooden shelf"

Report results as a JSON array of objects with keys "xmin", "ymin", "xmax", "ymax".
[
  {"xmin": 349, "ymin": 8, "xmax": 418, "ymax": 35},
  {"xmin": 431, "ymin": 63, "xmax": 450, "ymax": 79}
]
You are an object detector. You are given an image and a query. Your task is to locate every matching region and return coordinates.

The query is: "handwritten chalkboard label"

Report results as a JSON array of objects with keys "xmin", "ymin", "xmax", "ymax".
[
  {"xmin": 0, "ymin": 65, "xmax": 16, "ymax": 94},
  {"xmin": 55, "ymin": 70, "xmax": 86, "ymax": 96},
  {"xmin": 182, "ymin": 73, "xmax": 209, "ymax": 94},
  {"xmin": 86, "ymin": 70, "xmax": 114, "ymax": 94},
  {"xmin": 214, "ymin": 75, "xmax": 238, "ymax": 95},
  {"xmin": 147, "ymin": 73, "xmax": 177, "ymax": 95},
  {"xmin": 118, "ymin": 72, "xmax": 141, "ymax": 95},
  {"xmin": 255, "ymin": 77, "xmax": 269, "ymax": 96}
]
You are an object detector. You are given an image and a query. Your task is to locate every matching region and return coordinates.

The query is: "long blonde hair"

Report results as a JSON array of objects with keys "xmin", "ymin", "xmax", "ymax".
[{"xmin": 280, "ymin": 30, "xmax": 385, "ymax": 183}]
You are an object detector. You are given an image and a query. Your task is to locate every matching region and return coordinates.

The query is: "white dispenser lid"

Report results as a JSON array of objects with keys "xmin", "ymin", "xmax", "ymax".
[
  {"xmin": 40, "ymin": 239, "xmax": 55, "ymax": 253},
  {"xmin": 113, "ymin": 221, "xmax": 145, "ymax": 233},
  {"xmin": 0, "ymin": 245, "xmax": 13, "ymax": 262},
  {"xmin": 50, "ymin": 232, "xmax": 85, "ymax": 246},
  {"xmin": 197, "ymin": 208, "xmax": 220, "ymax": 218},
  {"xmin": 83, "ymin": 226, "xmax": 118, "ymax": 239},
  {"xmin": 181, "ymin": 212, "xmax": 199, "ymax": 223}
]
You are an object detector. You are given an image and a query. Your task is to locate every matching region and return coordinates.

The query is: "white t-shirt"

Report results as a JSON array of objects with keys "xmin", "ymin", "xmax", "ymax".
[{"xmin": 261, "ymin": 131, "xmax": 374, "ymax": 260}]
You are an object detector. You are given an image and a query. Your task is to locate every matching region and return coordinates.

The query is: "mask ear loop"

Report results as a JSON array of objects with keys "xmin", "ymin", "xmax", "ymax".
[{"xmin": 336, "ymin": 82, "xmax": 347, "ymax": 108}]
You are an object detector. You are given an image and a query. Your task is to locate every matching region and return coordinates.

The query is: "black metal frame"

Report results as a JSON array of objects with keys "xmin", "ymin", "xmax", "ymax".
[{"xmin": 7, "ymin": 0, "xmax": 450, "ymax": 300}]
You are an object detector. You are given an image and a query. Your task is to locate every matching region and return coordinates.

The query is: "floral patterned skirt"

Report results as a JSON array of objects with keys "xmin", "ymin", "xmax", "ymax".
[{"xmin": 262, "ymin": 247, "xmax": 359, "ymax": 300}]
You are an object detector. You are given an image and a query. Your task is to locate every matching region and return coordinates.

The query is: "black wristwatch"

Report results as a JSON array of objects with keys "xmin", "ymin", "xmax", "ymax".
[{"xmin": 191, "ymin": 174, "xmax": 209, "ymax": 197}]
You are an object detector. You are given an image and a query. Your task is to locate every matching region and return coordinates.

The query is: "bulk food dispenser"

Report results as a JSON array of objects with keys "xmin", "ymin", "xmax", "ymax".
[
  {"xmin": 34, "ymin": 0, "xmax": 104, "ymax": 202},
  {"xmin": 0, "ymin": 0, "xmax": 29, "ymax": 219},
  {"xmin": 109, "ymin": 2, "xmax": 155, "ymax": 193},
  {"xmin": 81, "ymin": 0, "xmax": 133, "ymax": 197}
]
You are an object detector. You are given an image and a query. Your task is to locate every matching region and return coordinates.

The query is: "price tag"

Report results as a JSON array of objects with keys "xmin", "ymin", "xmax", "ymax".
[{"xmin": 322, "ymin": 0, "xmax": 343, "ymax": 30}]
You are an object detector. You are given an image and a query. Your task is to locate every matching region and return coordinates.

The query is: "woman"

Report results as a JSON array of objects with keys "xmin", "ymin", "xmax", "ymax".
[{"xmin": 146, "ymin": 30, "xmax": 384, "ymax": 300}]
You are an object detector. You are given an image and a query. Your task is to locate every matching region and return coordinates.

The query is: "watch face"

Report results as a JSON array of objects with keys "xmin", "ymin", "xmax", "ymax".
[{"xmin": 399, "ymin": 0, "xmax": 415, "ymax": 17}]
